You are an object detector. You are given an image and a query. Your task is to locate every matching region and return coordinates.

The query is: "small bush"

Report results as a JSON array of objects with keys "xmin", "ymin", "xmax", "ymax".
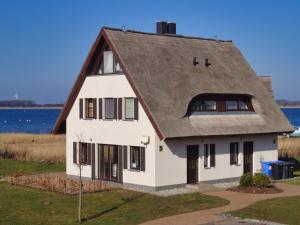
[
  {"xmin": 253, "ymin": 173, "xmax": 271, "ymax": 188},
  {"xmin": 240, "ymin": 173, "xmax": 253, "ymax": 187}
]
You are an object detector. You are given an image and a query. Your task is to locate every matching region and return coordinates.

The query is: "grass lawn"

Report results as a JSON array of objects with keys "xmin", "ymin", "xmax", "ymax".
[
  {"xmin": 0, "ymin": 159, "xmax": 65, "ymax": 177},
  {"xmin": 0, "ymin": 182, "xmax": 228, "ymax": 225},
  {"xmin": 229, "ymin": 196, "xmax": 300, "ymax": 225}
]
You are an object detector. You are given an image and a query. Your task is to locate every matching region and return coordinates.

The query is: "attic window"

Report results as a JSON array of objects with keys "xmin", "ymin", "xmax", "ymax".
[
  {"xmin": 187, "ymin": 94, "xmax": 254, "ymax": 115},
  {"xmin": 98, "ymin": 50, "xmax": 123, "ymax": 74}
]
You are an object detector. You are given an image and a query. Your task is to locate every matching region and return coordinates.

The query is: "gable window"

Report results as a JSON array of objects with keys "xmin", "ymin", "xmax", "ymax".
[
  {"xmin": 98, "ymin": 50, "xmax": 123, "ymax": 74},
  {"xmin": 125, "ymin": 98, "xmax": 135, "ymax": 119},
  {"xmin": 85, "ymin": 98, "xmax": 94, "ymax": 118},
  {"xmin": 204, "ymin": 144, "xmax": 216, "ymax": 168},
  {"xmin": 230, "ymin": 142, "xmax": 239, "ymax": 165},
  {"xmin": 105, "ymin": 98, "xmax": 114, "ymax": 119},
  {"xmin": 226, "ymin": 100, "xmax": 238, "ymax": 111},
  {"xmin": 130, "ymin": 146, "xmax": 141, "ymax": 170}
]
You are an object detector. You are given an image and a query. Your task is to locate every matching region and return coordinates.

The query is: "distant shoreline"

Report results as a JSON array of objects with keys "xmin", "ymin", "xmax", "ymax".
[
  {"xmin": 280, "ymin": 106, "xmax": 300, "ymax": 109},
  {"xmin": 0, "ymin": 107, "xmax": 62, "ymax": 109}
]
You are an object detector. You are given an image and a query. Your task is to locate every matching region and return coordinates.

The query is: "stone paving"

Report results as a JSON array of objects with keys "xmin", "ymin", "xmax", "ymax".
[{"xmin": 140, "ymin": 183, "xmax": 300, "ymax": 225}]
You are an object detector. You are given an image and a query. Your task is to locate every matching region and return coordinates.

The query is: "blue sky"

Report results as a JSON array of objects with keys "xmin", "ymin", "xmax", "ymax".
[{"xmin": 0, "ymin": 0, "xmax": 299, "ymax": 103}]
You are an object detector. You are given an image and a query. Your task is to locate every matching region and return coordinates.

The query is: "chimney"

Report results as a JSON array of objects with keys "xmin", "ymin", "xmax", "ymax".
[{"xmin": 156, "ymin": 21, "xmax": 176, "ymax": 35}]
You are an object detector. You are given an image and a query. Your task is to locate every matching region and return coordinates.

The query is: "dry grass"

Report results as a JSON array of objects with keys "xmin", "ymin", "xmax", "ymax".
[
  {"xmin": 278, "ymin": 136, "xmax": 300, "ymax": 158},
  {"xmin": 0, "ymin": 133, "xmax": 65, "ymax": 163}
]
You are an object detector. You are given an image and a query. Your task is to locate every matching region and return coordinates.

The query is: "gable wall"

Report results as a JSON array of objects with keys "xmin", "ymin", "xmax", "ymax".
[{"xmin": 66, "ymin": 74, "xmax": 157, "ymax": 187}]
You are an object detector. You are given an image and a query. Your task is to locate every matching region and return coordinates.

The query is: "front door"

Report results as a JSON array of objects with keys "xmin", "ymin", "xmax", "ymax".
[
  {"xmin": 101, "ymin": 145, "xmax": 119, "ymax": 182},
  {"xmin": 243, "ymin": 141, "xmax": 253, "ymax": 174},
  {"xmin": 187, "ymin": 145, "xmax": 199, "ymax": 184}
]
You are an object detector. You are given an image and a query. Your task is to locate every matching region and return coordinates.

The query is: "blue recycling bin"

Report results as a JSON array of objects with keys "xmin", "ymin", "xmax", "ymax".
[{"xmin": 262, "ymin": 161, "xmax": 284, "ymax": 177}]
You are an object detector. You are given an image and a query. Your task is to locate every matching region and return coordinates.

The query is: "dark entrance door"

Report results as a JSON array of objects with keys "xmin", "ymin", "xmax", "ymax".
[
  {"xmin": 187, "ymin": 145, "xmax": 199, "ymax": 184},
  {"xmin": 243, "ymin": 141, "xmax": 253, "ymax": 174}
]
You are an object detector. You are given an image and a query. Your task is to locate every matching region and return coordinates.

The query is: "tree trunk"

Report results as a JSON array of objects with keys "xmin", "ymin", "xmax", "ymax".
[{"xmin": 78, "ymin": 166, "xmax": 82, "ymax": 223}]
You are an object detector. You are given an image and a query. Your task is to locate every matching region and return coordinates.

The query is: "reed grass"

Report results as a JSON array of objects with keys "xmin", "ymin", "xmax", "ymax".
[
  {"xmin": 0, "ymin": 133, "xmax": 65, "ymax": 163},
  {"xmin": 278, "ymin": 136, "xmax": 300, "ymax": 158}
]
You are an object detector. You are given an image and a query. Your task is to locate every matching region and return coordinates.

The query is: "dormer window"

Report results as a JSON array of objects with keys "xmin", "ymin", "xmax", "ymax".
[
  {"xmin": 226, "ymin": 101, "xmax": 238, "ymax": 111},
  {"xmin": 187, "ymin": 94, "xmax": 254, "ymax": 115},
  {"xmin": 98, "ymin": 50, "xmax": 123, "ymax": 74}
]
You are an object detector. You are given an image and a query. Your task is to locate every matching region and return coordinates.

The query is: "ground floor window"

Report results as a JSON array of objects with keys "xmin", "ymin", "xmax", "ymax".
[
  {"xmin": 230, "ymin": 142, "xmax": 239, "ymax": 165},
  {"xmin": 204, "ymin": 144, "xmax": 215, "ymax": 168},
  {"xmin": 130, "ymin": 146, "xmax": 141, "ymax": 170},
  {"xmin": 79, "ymin": 143, "xmax": 88, "ymax": 164}
]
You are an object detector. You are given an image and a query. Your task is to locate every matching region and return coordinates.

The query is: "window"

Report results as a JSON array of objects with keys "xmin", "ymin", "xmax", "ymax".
[
  {"xmin": 204, "ymin": 144, "xmax": 216, "ymax": 168},
  {"xmin": 239, "ymin": 101, "xmax": 249, "ymax": 110},
  {"xmin": 230, "ymin": 142, "xmax": 239, "ymax": 165},
  {"xmin": 130, "ymin": 146, "xmax": 141, "ymax": 170},
  {"xmin": 188, "ymin": 94, "xmax": 253, "ymax": 115},
  {"xmin": 105, "ymin": 98, "xmax": 114, "ymax": 119},
  {"xmin": 203, "ymin": 100, "xmax": 216, "ymax": 111},
  {"xmin": 79, "ymin": 143, "xmax": 88, "ymax": 164},
  {"xmin": 204, "ymin": 144, "xmax": 209, "ymax": 168},
  {"xmin": 85, "ymin": 98, "xmax": 94, "ymax": 118},
  {"xmin": 98, "ymin": 50, "xmax": 123, "ymax": 74},
  {"xmin": 125, "ymin": 98, "xmax": 135, "ymax": 119},
  {"xmin": 226, "ymin": 100, "xmax": 238, "ymax": 111}
]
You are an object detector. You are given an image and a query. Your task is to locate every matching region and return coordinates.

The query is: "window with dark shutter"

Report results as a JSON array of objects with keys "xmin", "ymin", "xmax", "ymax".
[
  {"xmin": 73, "ymin": 142, "xmax": 77, "ymax": 164},
  {"xmin": 118, "ymin": 98, "xmax": 122, "ymax": 120},
  {"xmin": 210, "ymin": 144, "xmax": 215, "ymax": 167},
  {"xmin": 87, "ymin": 143, "xmax": 92, "ymax": 165},
  {"xmin": 79, "ymin": 99, "xmax": 83, "ymax": 119},
  {"xmin": 98, "ymin": 98, "xmax": 103, "ymax": 119},
  {"xmin": 134, "ymin": 98, "xmax": 139, "ymax": 120},
  {"xmin": 93, "ymin": 99, "xmax": 97, "ymax": 119},
  {"xmin": 79, "ymin": 143, "xmax": 88, "ymax": 164},
  {"xmin": 118, "ymin": 146, "xmax": 123, "ymax": 182},
  {"xmin": 123, "ymin": 146, "xmax": 128, "ymax": 169},
  {"xmin": 204, "ymin": 144, "xmax": 208, "ymax": 168},
  {"xmin": 141, "ymin": 147, "xmax": 145, "ymax": 171},
  {"xmin": 230, "ymin": 142, "xmax": 239, "ymax": 165},
  {"xmin": 91, "ymin": 144, "xmax": 95, "ymax": 179},
  {"xmin": 114, "ymin": 98, "xmax": 118, "ymax": 119}
]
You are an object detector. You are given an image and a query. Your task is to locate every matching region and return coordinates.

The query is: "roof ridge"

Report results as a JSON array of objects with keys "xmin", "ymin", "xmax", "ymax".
[{"xmin": 102, "ymin": 26, "xmax": 232, "ymax": 43}]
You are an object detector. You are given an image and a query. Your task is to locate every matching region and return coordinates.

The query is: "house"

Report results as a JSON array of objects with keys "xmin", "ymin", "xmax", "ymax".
[{"xmin": 53, "ymin": 22, "xmax": 293, "ymax": 191}]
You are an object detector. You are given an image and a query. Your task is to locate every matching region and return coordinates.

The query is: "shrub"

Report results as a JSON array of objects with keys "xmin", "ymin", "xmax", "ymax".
[
  {"xmin": 240, "ymin": 173, "xmax": 253, "ymax": 187},
  {"xmin": 253, "ymin": 173, "xmax": 271, "ymax": 188}
]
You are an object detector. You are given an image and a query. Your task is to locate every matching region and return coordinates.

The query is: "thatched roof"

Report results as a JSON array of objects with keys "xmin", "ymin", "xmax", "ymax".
[{"xmin": 53, "ymin": 27, "xmax": 293, "ymax": 138}]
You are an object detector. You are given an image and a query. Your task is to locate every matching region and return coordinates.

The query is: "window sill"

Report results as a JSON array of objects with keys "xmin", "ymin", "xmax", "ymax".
[
  {"xmin": 231, "ymin": 164, "xmax": 241, "ymax": 166},
  {"xmin": 128, "ymin": 168, "xmax": 141, "ymax": 172}
]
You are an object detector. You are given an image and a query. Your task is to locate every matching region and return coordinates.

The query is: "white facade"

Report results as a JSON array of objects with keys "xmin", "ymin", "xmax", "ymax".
[{"xmin": 66, "ymin": 73, "xmax": 278, "ymax": 191}]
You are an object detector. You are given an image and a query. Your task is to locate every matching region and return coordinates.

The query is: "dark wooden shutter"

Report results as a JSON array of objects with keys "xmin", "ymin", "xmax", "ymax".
[
  {"xmin": 134, "ymin": 98, "xmax": 139, "ymax": 120},
  {"xmin": 98, "ymin": 144, "xmax": 102, "ymax": 179},
  {"xmin": 118, "ymin": 146, "xmax": 123, "ymax": 183},
  {"xmin": 204, "ymin": 144, "xmax": 208, "ymax": 168},
  {"xmin": 114, "ymin": 98, "xmax": 118, "ymax": 119},
  {"xmin": 93, "ymin": 98, "xmax": 97, "ymax": 119},
  {"xmin": 230, "ymin": 143, "xmax": 235, "ymax": 165},
  {"xmin": 123, "ymin": 146, "xmax": 127, "ymax": 169},
  {"xmin": 91, "ymin": 144, "xmax": 95, "ymax": 179},
  {"xmin": 210, "ymin": 144, "xmax": 215, "ymax": 167},
  {"xmin": 79, "ymin": 99, "xmax": 83, "ymax": 119},
  {"xmin": 73, "ymin": 142, "xmax": 77, "ymax": 164},
  {"xmin": 140, "ymin": 147, "xmax": 145, "ymax": 171},
  {"xmin": 98, "ymin": 98, "xmax": 103, "ymax": 119},
  {"xmin": 118, "ymin": 98, "xmax": 122, "ymax": 120},
  {"xmin": 87, "ymin": 143, "xmax": 92, "ymax": 165}
]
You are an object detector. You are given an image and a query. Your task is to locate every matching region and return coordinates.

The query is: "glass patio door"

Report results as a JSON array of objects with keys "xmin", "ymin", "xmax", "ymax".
[{"xmin": 102, "ymin": 145, "xmax": 119, "ymax": 181}]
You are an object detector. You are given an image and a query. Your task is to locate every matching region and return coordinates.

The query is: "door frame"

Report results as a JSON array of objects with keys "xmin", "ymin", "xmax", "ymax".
[
  {"xmin": 97, "ymin": 144, "xmax": 123, "ymax": 183},
  {"xmin": 187, "ymin": 145, "xmax": 199, "ymax": 184},
  {"xmin": 243, "ymin": 141, "xmax": 254, "ymax": 174}
]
